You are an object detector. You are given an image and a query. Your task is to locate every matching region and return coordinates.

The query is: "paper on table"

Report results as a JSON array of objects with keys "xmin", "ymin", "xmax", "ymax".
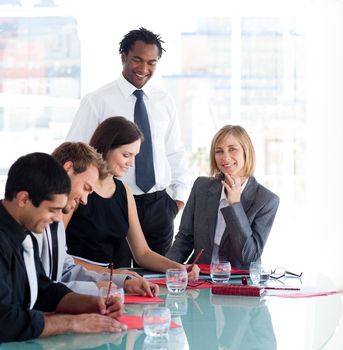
[
  {"xmin": 118, "ymin": 315, "xmax": 180, "ymax": 330},
  {"xmin": 126, "ymin": 267, "xmax": 166, "ymax": 279},
  {"xmin": 149, "ymin": 279, "xmax": 213, "ymax": 289},
  {"xmin": 198, "ymin": 264, "xmax": 249, "ymax": 276},
  {"xmin": 124, "ymin": 295, "xmax": 164, "ymax": 304},
  {"xmin": 265, "ymin": 286, "xmax": 341, "ymax": 298}
]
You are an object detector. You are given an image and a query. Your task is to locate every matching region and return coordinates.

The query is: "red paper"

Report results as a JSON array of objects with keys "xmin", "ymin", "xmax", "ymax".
[
  {"xmin": 124, "ymin": 295, "xmax": 164, "ymax": 304},
  {"xmin": 118, "ymin": 315, "xmax": 180, "ymax": 330},
  {"xmin": 149, "ymin": 279, "xmax": 212, "ymax": 289},
  {"xmin": 198, "ymin": 264, "xmax": 248, "ymax": 275},
  {"xmin": 274, "ymin": 291, "xmax": 338, "ymax": 298},
  {"xmin": 186, "ymin": 281, "xmax": 213, "ymax": 289},
  {"xmin": 149, "ymin": 278, "xmax": 166, "ymax": 285}
]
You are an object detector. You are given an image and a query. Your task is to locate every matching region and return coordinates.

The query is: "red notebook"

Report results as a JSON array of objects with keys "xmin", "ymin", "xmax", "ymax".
[{"xmin": 211, "ymin": 284, "xmax": 265, "ymax": 297}]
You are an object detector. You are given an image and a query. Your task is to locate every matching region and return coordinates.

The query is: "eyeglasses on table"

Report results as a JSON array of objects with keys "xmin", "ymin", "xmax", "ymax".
[{"xmin": 270, "ymin": 267, "xmax": 303, "ymax": 280}]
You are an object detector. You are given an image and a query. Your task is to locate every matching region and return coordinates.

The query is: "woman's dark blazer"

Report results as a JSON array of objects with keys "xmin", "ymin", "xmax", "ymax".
[{"xmin": 166, "ymin": 176, "xmax": 279, "ymax": 269}]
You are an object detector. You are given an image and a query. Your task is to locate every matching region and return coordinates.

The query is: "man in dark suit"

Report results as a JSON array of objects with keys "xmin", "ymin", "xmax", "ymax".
[{"xmin": 0, "ymin": 153, "xmax": 125, "ymax": 343}]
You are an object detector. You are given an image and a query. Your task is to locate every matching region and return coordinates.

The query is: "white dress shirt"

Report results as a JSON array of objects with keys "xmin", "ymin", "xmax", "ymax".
[
  {"xmin": 33, "ymin": 222, "xmax": 127, "ymax": 296},
  {"xmin": 66, "ymin": 74, "xmax": 189, "ymax": 202},
  {"xmin": 22, "ymin": 234, "xmax": 38, "ymax": 309},
  {"xmin": 212, "ymin": 178, "xmax": 249, "ymax": 262}
]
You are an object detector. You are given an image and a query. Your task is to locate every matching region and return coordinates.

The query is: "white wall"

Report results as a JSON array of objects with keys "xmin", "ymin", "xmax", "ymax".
[{"xmin": 306, "ymin": 0, "xmax": 343, "ymax": 289}]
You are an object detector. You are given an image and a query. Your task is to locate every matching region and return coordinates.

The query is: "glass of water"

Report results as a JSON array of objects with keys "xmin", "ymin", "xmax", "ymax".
[
  {"xmin": 210, "ymin": 258, "xmax": 231, "ymax": 283},
  {"xmin": 143, "ymin": 306, "xmax": 171, "ymax": 337},
  {"xmin": 165, "ymin": 293, "xmax": 188, "ymax": 316},
  {"xmin": 249, "ymin": 262, "xmax": 262, "ymax": 285},
  {"xmin": 166, "ymin": 268, "xmax": 188, "ymax": 294},
  {"xmin": 143, "ymin": 335, "xmax": 170, "ymax": 350},
  {"xmin": 99, "ymin": 285, "xmax": 125, "ymax": 305},
  {"xmin": 260, "ymin": 265, "xmax": 272, "ymax": 285}
]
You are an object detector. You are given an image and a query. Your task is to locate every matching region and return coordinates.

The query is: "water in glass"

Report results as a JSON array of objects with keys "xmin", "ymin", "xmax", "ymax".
[
  {"xmin": 249, "ymin": 262, "xmax": 261, "ymax": 285},
  {"xmin": 166, "ymin": 269, "xmax": 188, "ymax": 294},
  {"xmin": 210, "ymin": 260, "xmax": 231, "ymax": 283},
  {"xmin": 143, "ymin": 307, "xmax": 171, "ymax": 337}
]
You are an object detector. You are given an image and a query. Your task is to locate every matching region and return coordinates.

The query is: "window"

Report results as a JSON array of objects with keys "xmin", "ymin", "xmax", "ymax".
[{"xmin": 1, "ymin": 0, "xmax": 343, "ymax": 277}]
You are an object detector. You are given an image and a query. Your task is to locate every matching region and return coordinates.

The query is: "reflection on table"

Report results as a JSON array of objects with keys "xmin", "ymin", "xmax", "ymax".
[{"xmin": 1, "ymin": 273, "xmax": 342, "ymax": 350}]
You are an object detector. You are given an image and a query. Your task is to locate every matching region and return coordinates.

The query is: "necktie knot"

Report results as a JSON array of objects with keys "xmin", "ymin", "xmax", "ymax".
[
  {"xmin": 133, "ymin": 89, "xmax": 144, "ymax": 99},
  {"xmin": 22, "ymin": 234, "xmax": 33, "ymax": 252}
]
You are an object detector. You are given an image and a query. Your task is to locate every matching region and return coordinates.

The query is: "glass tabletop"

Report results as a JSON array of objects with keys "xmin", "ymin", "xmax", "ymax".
[{"xmin": 1, "ymin": 272, "xmax": 342, "ymax": 350}]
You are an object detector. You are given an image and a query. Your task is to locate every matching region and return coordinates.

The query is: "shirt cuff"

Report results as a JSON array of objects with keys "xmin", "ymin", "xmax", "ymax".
[
  {"xmin": 172, "ymin": 186, "xmax": 188, "ymax": 204},
  {"xmin": 112, "ymin": 274, "xmax": 127, "ymax": 289}
]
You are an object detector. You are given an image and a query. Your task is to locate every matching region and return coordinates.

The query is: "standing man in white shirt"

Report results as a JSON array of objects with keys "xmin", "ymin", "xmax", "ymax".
[{"xmin": 66, "ymin": 28, "xmax": 188, "ymax": 266}]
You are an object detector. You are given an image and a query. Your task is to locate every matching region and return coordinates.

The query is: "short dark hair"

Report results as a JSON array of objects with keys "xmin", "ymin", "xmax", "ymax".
[
  {"xmin": 5, "ymin": 152, "xmax": 71, "ymax": 207},
  {"xmin": 119, "ymin": 27, "xmax": 165, "ymax": 58},
  {"xmin": 90, "ymin": 116, "xmax": 144, "ymax": 160}
]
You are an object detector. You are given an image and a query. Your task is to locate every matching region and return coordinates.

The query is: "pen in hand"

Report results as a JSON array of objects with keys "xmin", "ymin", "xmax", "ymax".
[
  {"xmin": 187, "ymin": 248, "xmax": 204, "ymax": 272},
  {"xmin": 105, "ymin": 262, "xmax": 114, "ymax": 306}
]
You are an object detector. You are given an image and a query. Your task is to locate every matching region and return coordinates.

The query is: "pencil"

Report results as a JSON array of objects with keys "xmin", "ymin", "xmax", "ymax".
[
  {"xmin": 105, "ymin": 262, "xmax": 114, "ymax": 306},
  {"xmin": 187, "ymin": 248, "xmax": 204, "ymax": 272},
  {"xmin": 264, "ymin": 286, "xmax": 300, "ymax": 291}
]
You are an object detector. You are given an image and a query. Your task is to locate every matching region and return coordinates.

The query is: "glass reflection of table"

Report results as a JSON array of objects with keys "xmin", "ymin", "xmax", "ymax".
[{"xmin": 2, "ymin": 272, "xmax": 342, "ymax": 350}]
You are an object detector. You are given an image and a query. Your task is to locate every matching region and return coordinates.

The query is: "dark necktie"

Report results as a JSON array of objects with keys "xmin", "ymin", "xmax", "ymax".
[
  {"xmin": 22, "ymin": 233, "xmax": 38, "ymax": 309},
  {"xmin": 133, "ymin": 89, "xmax": 156, "ymax": 193},
  {"xmin": 49, "ymin": 222, "xmax": 59, "ymax": 281}
]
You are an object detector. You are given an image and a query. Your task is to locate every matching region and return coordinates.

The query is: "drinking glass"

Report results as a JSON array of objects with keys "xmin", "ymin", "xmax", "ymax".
[
  {"xmin": 249, "ymin": 262, "xmax": 261, "ymax": 285},
  {"xmin": 143, "ymin": 335, "xmax": 170, "ymax": 350},
  {"xmin": 210, "ymin": 258, "xmax": 231, "ymax": 283},
  {"xmin": 143, "ymin": 306, "xmax": 171, "ymax": 337},
  {"xmin": 165, "ymin": 293, "xmax": 188, "ymax": 316},
  {"xmin": 166, "ymin": 268, "xmax": 188, "ymax": 294},
  {"xmin": 99, "ymin": 285, "xmax": 125, "ymax": 305},
  {"xmin": 259, "ymin": 265, "xmax": 272, "ymax": 285}
]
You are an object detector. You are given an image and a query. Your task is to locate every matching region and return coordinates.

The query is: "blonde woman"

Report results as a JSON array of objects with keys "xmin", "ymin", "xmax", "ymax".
[{"xmin": 166, "ymin": 125, "xmax": 279, "ymax": 269}]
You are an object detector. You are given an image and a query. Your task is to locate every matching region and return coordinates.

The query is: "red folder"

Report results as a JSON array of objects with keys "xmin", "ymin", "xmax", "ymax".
[
  {"xmin": 149, "ymin": 279, "xmax": 212, "ymax": 289},
  {"xmin": 124, "ymin": 295, "xmax": 164, "ymax": 304},
  {"xmin": 211, "ymin": 284, "xmax": 265, "ymax": 297},
  {"xmin": 198, "ymin": 264, "xmax": 248, "ymax": 275},
  {"xmin": 118, "ymin": 315, "xmax": 180, "ymax": 330}
]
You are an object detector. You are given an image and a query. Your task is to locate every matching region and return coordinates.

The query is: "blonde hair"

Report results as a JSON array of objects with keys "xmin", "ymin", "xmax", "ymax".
[{"xmin": 210, "ymin": 125, "xmax": 256, "ymax": 177}]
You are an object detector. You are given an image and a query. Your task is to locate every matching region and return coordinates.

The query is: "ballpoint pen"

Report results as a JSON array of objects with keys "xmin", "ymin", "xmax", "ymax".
[
  {"xmin": 187, "ymin": 248, "xmax": 204, "ymax": 272},
  {"xmin": 105, "ymin": 262, "xmax": 114, "ymax": 306},
  {"xmin": 264, "ymin": 286, "xmax": 300, "ymax": 291}
]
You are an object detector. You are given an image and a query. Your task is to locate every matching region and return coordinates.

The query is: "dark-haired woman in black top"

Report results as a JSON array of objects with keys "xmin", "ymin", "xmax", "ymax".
[{"xmin": 66, "ymin": 116, "xmax": 199, "ymax": 280}]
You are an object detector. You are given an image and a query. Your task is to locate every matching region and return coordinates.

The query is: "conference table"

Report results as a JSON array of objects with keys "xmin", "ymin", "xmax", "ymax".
[{"xmin": 1, "ymin": 271, "xmax": 342, "ymax": 350}]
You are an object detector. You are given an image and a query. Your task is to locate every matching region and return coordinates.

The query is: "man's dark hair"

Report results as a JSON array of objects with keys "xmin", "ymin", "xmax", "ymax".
[
  {"xmin": 119, "ymin": 27, "xmax": 165, "ymax": 58},
  {"xmin": 5, "ymin": 152, "xmax": 71, "ymax": 207}
]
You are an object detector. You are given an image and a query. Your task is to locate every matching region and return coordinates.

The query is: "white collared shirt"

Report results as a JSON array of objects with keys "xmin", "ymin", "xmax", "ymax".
[
  {"xmin": 32, "ymin": 222, "xmax": 127, "ymax": 295},
  {"xmin": 212, "ymin": 178, "xmax": 249, "ymax": 262},
  {"xmin": 66, "ymin": 74, "xmax": 189, "ymax": 201}
]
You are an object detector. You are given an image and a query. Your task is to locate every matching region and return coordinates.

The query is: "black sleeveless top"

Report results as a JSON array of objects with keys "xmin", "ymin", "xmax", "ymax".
[{"xmin": 66, "ymin": 177, "xmax": 129, "ymax": 265}]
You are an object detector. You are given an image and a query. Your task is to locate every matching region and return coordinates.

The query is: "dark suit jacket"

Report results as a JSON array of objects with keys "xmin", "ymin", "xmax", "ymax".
[{"xmin": 166, "ymin": 176, "xmax": 279, "ymax": 269}]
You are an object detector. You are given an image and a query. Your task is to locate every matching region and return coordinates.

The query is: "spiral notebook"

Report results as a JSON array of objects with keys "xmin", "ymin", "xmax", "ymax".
[{"xmin": 211, "ymin": 284, "xmax": 266, "ymax": 297}]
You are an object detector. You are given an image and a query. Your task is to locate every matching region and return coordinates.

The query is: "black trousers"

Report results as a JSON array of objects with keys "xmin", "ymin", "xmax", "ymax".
[{"xmin": 112, "ymin": 190, "xmax": 179, "ymax": 267}]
